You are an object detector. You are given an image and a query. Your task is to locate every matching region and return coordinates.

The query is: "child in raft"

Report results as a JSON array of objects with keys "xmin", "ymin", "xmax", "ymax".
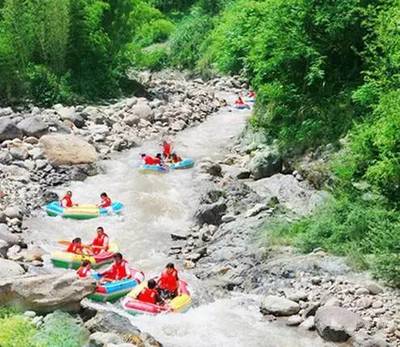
[
  {"xmin": 76, "ymin": 260, "xmax": 92, "ymax": 278},
  {"xmin": 60, "ymin": 191, "xmax": 78, "ymax": 208},
  {"xmin": 97, "ymin": 192, "xmax": 112, "ymax": 209},
  {"xmin": 137, "ymin": 279, "xmax": 164, "ymax": 305},
  {"xmin": 90, "ymin": 226, "xmax": 109, "ymax": 255},
  {"xmin": 157, "ymin": 263, "xmax": 179, "ymax": 300},
  {"xmin": 98, "ymin": 252, "xmax": 131, "ymax": 282},
  {"xmin": 66, "ymin": 237, "xmax": 84, "ymax": 255}
]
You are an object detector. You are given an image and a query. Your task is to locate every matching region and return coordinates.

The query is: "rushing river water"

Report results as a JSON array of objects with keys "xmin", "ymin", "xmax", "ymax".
[{"xmin": 25, "ymin": 95, "xmax": 335, "ymax": 347}]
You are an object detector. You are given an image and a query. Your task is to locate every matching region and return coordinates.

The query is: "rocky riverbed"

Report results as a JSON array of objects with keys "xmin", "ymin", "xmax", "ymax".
[{"xmin": 169, "ymin": 129, "xmax": 400, "ymax": 347}]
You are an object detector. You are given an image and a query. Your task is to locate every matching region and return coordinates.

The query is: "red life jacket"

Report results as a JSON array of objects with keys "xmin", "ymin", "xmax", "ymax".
[
  {"xmin": 66, "ymin": 242, "xmax": 83, "ymax": 254},
  {"xmin": 248, "ymin": 91, "xmax": 256, "ymax": 98},
  {"xmin": 105, "ymin": 260, "xmax": 130, "ymax": 281},
  {"xmin": 137, "ymin": 287, "xmax": 158, "ymax": 304},
  {"xmin": 76, "ymin": 265, "xmax": 91, "ymax": 278},
  {"xmin": 235, "ymin": 97, "xmax": 245, "ymax": 105},
  {"xmin": 92, "ymin": 233, "xmax": 109, "ymax": 254},
  {"xmin": 100, "ymin": 197, "xmax": 112, "ymax": 208},
  {"xmin": 163, "ymin": 143, "xmax": 171, "ymax": 158},
  {"xmin": 61, "ymin": 195, "xmax": 73, "ymax": 208},
  {"xmin": 144, "ymin": 155, "xmax": 157, "ymax": 165},
  {"xmin": 158, "ymin": 269, "xmax": 178, "ymax": 292},
  {"xmin": 172, "ymin": 155, "xmax": 182, "ymax": 163}
]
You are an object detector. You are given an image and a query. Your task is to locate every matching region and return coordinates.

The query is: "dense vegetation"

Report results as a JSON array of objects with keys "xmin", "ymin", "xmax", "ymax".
[
  {"xmin": 0, "ymin": 0, "xmax": 398, "ymax": 284},
  {"xmin": 0, "ymin": 309, "xmax": 87, "ymax": 347}
]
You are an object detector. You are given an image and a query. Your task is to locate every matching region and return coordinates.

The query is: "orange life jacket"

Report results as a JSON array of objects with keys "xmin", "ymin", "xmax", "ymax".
[
  {"xmin": 137, "ymin": 287, "xmax": 158, "ymax": 304},
  {"xmin": 66, "ymin": 242, "xmax": 83, "ymax": 254},
  {"xmin": 158, "ymin": 268, "xmax": 178, "ymax": 292}
]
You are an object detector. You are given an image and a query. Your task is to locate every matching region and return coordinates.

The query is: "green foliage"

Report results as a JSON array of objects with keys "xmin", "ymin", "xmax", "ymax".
[
  {"xmin": 0, "ymin": 314, "xmax": 38, "ymax": 347},
  {"xmin": 169, "ymin": 7, "xmax": 214, "ymax": 69},
  {"xmin": 266, "ymin": 195, "xmax": 400, "ymax": 286},
  {"xmin": 33, "ymin": 311, "xmax": 88, "ymax": 347}
]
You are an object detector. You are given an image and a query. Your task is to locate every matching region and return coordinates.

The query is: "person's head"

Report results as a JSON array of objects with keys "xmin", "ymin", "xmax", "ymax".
[
  {"xmin": 166, "ymin": 262, "xmax": 175, "ymax": 274},
  {"xmin": 163, "ymin": 140, "xmax": 167, "ymax": 145},
  {"xmin": 82, "ymin": 260, "xmax": 91, "ymax": 267},
  {"xmin": 113, "ymin": 252, "xmax": 123, "ymax": 263},
  {"xmin": 100, "ymin": 192, "xmax": 108, "ymax": 199},
  {"xmin": 96, "ymin": 226, "xmax": 104, "ymax": 235},
  {"xmin": 156, "ymin": 153, "xmax": 162, "ymax": 159},
  {"xmin": 140, "ymin": 153, "xmax": 146, "ymax": 158},
  {"xmin": 148, "ymin": 279, "xmax": 157, "ymax": 289},
  {"xmin": 72, "ymin": 237, "xmax": 81, "ymax": 244},
  {"xmin": 66, "ymin": 191, "xmax": 72, "ymax": 197}
]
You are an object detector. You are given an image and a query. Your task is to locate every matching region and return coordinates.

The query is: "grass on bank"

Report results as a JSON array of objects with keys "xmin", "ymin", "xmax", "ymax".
[{"xmin": 263, "ymin": 193, "xmax": 400, "ymax": 288}]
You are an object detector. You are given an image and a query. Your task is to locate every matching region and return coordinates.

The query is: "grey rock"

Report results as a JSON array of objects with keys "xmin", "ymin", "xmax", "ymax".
[
  {"xmin": 0, "ymin": 258, "xmax": 25, "ymax": 277},
  {"xmin": 355, "ymin": 287, "xmax": 369, "ymax": 296},
  {"xmin": 286, "ymin": 290, "xmax": 308, "ymax": 303},
  {"xmin": 9, "ymin": 145, "xmax": 29, "ymax": 160},
  {"xmin": 245, "ymin": 203, "xmax": 268, "ymax": 218},
  {"xmin": 89, "ymin": 332, "xmax": 123, "ymax": 347},
  {"xmin": 206, "ymin": 163, "xmax": 222, "ymax": 177},
  {"xmin": 286, "ymin": 315, "xmax": 304, "ymax": 326},
  {"xmin": 261, "ymin": 295, "xmax": 300, "ymax": 316},
  {"xmin": 85, "ymin": 311, "xmax": 140, "ymax": 336},
  {"xmin": 221, "ymin": 214, "xmax": 236, "ymax": 223},
  {"xmin": 0, "ymin": 273, "xmax": 96, "ymax": 312},
  {"xmin": 350, "ymin": 333, "xmax": 390, "ymax": 347},
  {"xmin": 0, "ymin": 151, "xmax": 12, "ymax": 164},
  {"xmin": 17, "ymin": 116, "xmax": 48, "ymax": 137},
  {"xmin": 195, "ymin": 201, "xmax": 227, "ymax": 225},
  {"xmin": 299, "ymin": 316, "xmax": 315, "ymax": 330},
  {"xmin": 0, "ymin": 117, "xmax": 23, "ymax": 142},
  {"xmin": 4, "ymin": 206, "xmax": 22, "ymax": 219},
  {"xmin": 365, "ymin": 281, "xmax": 384, "ymax": 295},
  {"xmin": 130, "ymin": 101, "xmax": 153, "ymax": 120},
  {"xmin": 304, "ymin": 302, "xmax": 320, "ymax": 317},
  {"xmin": 248, "ymin": 147, "xmax": 282, "ymax": 180},
  {"xmin": 315, "ymin": 306, "xmax": 364, "ymax": 342}
]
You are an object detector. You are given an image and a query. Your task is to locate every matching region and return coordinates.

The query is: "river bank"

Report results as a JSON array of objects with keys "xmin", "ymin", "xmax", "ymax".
[{"xmin": 168, "ymin": 128, "xmax": 400, "ymax": 346}]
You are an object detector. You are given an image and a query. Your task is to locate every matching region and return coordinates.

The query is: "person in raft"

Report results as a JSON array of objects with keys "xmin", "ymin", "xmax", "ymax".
[
  {"xmin": 66, "ymin": 237, "xmax": 84, "ymax": 255},
  {"xmin": 90, "ymin": 226, "xmax": 109, "ymax": 255},
  {"xmin": 170, "ymin": 152, "xmax": 182, "ymax": 163},
  {"xmin": 60, "ymin": 191, "xmax": 78, "ymax": 208},
  {"xmin": 99, "ymin": 252, "xmax": 131, "ymax": 282},
  {"xmin": 248, "ymin": 90, "xmax": 256, "ymax": 99},
  {"xmin": 137, "ymin": 278, "xmax": 164, "ymax": 305},
  {"xmin": 141, "ymin": 153, "xmax": 160, "ymax": 165},
  {"xmin": 234, "ymin": 94, "xmax": 245, "ymax": 106},
  {"xmin": 76, "ymin": 260, "xmax": 92, "ymax": 278},
  {"xmin": 97, "ymin": 192, "xmax": 112, "ymax": 209},
  {"xmin": 157, "ymin": 263, "xmax": 179, "ymax": 300},
  {"xmin": 162, "ymin": 140, "xmax": 172, "ymax": 159}
]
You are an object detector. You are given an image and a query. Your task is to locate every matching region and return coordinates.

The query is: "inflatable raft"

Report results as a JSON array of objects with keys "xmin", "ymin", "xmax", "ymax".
[
  {"xmin": 245, "ymin": 97, "xmax": 256, "ymax": 103},
  {"xmin": 45, "ymin": 201, "xmax": 124, "ymax": 220},
  {"xmin": 89, "ymin": 269, "xmax": 145, "ymax": 302},
  {"xmin": 121, "ymin": 280, "xmax": 191, "ymax": 315},
  {"xmin": 169, "ymin": 158, "xmax": 194, "ymax": 170},
  {"xmin": 50, "ymin": 243, "xmax": 118, "ymax": 269},
  {"xmin": 234, "ymin": 104, "xmax": 251, "ymax": 110},
  {"xmin": 138, "ymin": 164, "xmax": 169, "ymax": 174}
]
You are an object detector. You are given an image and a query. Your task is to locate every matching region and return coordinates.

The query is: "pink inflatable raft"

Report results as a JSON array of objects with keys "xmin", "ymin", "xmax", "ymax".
[{"xmin": 121, "ymin": 280, "xmax": 192, "ymax": 315}]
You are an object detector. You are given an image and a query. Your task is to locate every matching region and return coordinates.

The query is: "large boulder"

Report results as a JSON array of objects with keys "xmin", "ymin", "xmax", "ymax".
[
  {"xmin": 0, "ymin": 272, "xmax": 96, "ymax": 312},
  {"xmin": 260, "ymin": 295, "xmax": 300, "ymax": 316},
  {"xmin": 315, "ymin": 306, "xmax": 364, "ymax": 342},
  {"xmin": 17, "ymin": 116, "xmax": 48, "ymax": 138},
  {"xmin": 0, "ymin": 259, "xmax": 25, "ymax": 276},
  {"xmin": 248, "ymin": 147, "xmax": 282, "ymax": 180},
  {"xmin": 85, "ymin": 311, "xmax": 140, "ymax": 336},
  {"xmin": 195, "ymin": 201, "xmax": 227, "ymax": 225},
  {"xmin": 0, "ymin": 117, "xmax": 23, "ymax": 142},
  {"xmin": 39, "ymin": 134, "xmax": 97, "ymax": 166},
  {"xmin": 130, "ymin": 101, "xmax": 153, "ymax": 120}
]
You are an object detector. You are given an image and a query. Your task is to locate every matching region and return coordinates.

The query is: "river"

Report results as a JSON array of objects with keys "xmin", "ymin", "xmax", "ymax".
[{"xmin": 24, "ymin": 94, "xmax": 335, "ymax": 347}]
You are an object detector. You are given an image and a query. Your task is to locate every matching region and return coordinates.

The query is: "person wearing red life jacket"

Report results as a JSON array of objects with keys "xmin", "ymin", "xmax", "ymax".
[
  {"xmin": 97, "ymin": 192, "xmax": 112, "ymax": 208},
  {"xmin": 90, "ymin": 226, "xmax": 109, "ymax": 255},
  {"xmin": 137, "ymin": 279, "xmax": 163, "ymax": 305},
  {"xmin": 248, "ymin": 90, "xmax": 256, "ymax": 98},
  {"xmin": 141, "ymin": 153, "xmax": 159, "ymax": 165},
  {"xmin": 162, "ymin": 140, "xmax": 172, "ymax": 159},
  {"xmin": 234, "ymin": 95, "xmax": 245, "ymax": 105},
  {"xmin": 99, "ymin": 252, "xmax": 131, "ymax": 282},
  {"xmin": 60, "ymin": 191, "xmax": 77, "ymax": 208},
  {"xmin": 76, "ymin": 260, "xmax": 92, "ymax": 278},
  {"xmin": 170, "ymin": 153, "xmax": 182, "ymax": 163},
  {"xmin": 66, "ymin": 237, "xmax": 84, "ymax": 255},
  {"xmin": 158, "ymin": 263, "xmax": 179, "ymax": 299}
]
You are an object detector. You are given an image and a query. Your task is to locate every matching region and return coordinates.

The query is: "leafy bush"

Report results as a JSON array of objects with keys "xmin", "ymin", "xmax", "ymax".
[
  {"xmin": 0, "ymin": 314, "xmax": 38, "ymax": 347},
  {"xmin": 33, "ymin": 311, "xmax": 88, "ymax": 347}
]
